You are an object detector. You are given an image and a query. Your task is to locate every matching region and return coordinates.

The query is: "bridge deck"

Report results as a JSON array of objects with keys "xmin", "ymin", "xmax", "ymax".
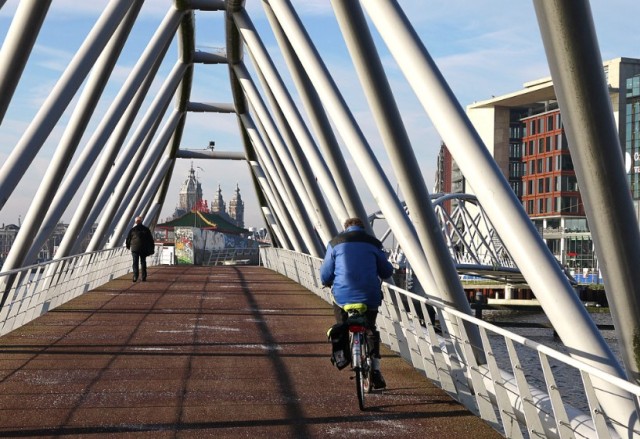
[{"xmin": 0, "ymin": 266, "xmax": 501, "ymax": 438}]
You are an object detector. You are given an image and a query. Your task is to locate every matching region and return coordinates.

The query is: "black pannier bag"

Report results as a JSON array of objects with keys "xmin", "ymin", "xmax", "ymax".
[{"xmin": 327, "ymin": 322, "xmax": 350, "ymax": 370}]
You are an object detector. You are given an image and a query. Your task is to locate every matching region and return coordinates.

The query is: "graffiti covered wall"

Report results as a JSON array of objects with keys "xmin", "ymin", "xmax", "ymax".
[
  {"xmin": 174, "ymin": 227, "xmax": 259, "ymax": 265},
  {"xmin": 175, "ymin": 227, "xmax": 196, "ymax": 264}
]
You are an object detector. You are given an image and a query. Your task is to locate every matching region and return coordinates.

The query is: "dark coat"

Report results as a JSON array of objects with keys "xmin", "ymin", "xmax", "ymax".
[{"xmin": 126, "ymin": 224, "xmax": 155, "ymax": 256}]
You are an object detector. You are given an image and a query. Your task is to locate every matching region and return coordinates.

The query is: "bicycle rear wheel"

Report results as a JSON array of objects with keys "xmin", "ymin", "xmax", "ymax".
[
  {"xmin": 355, "ymin": 332, "xmax": 367, "ymax": 410},
  {"xmin": 362, "ymin": 340, "xmax": 372, "ymax": 394},
  {"xmin": 356, "ymin": 367, "xmax": 366, "ymax": 410}
]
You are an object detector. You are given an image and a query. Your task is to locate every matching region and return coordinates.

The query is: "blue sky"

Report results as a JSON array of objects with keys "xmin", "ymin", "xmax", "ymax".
[{"xmin": 0, "ymin": 0, "xmax": 639, "ymax": 230}]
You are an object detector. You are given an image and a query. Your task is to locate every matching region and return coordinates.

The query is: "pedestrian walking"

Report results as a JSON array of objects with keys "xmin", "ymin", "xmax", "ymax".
[{"xmin": 126, "ymin": 216, "xmax": 155, "ymax": 282}]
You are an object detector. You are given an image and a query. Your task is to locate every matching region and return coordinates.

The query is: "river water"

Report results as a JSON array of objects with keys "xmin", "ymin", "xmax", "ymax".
[
  {"xmin": 481, "ymin": 308, "xmax": 617, "ymax": 353},
  {"xmin": 478, "ymin": 308, "xmax": 619, "ymax": 414}
]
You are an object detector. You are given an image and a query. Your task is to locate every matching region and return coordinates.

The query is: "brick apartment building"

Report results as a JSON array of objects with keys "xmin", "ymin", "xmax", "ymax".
[{"xmin": 436, "ymin": 57, "xmax": 640, "ymax": 274}]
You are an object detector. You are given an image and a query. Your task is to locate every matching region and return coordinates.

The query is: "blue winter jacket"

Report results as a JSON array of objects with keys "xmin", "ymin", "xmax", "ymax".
[{"xmin": 320, "ymin": 226, "xmax": 394, "ymax": 309}]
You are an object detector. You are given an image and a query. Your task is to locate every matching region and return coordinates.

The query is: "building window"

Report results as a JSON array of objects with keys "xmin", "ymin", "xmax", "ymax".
[
  {"xmin": 625, "ymin": 80, "xmax": 640, "ymax": 199},
  {"xmin": 510, "ymin": 142, "xmax": 522, "ymax": 158},
  {"xmin": 626, "ymin": 75, "xmax": 640, "ymax": 98},
  {"xmin": 560, "ymin": 176, "xmax": 577, "ymax": 191},
  {"xmin": 565, "ymin": 235, "xmax": 594, "ymax": 270},
  {"xmin": 560, "ymin": 197, "xmax": 571, "ymax": 213},
  {"xmin": 560, "ymin": 155, "xmax": 574, "ymax": 171},
  {"xmin": 565, "ymin": 218, "xmax": 588, "ymax": 232},
  {"xmin": 509, "ymin": 161, "xmax": 522, "ymax": 178},
  {"xmin": 560, "ymin": 196, "xmax": 580, "ymax": 213},
  {"xmin": 537, "ymin": 159, "xmax": 543, "ymax": 173},
  {"xmin": 547, "ymin": 115, "xmax": 554, "ymax": 131},
  {"xmin": 559, "ymin": 134, "xmax": 568, "ymax": 151},
  {"xmin": 511, "ymin": 181, "xmax": 522, "ymax": 197},
  {"xmin": 510, "ymin": 124, "xmax": 524, "ymax": 139},
  {"xmin": 547, "ymin": 156, "xmax": 553, "ymax": 172}
]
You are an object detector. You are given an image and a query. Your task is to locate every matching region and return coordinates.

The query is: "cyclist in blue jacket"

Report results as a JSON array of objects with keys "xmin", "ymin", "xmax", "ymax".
[{"xmin": 320, "ymin": 217, "xmax": 394, "ymax": 389}]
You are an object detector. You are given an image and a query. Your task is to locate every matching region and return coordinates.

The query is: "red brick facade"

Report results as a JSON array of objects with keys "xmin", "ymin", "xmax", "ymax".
[{"xmin": 521, "ymin": 110, "xmax": 584, "ymax": 217}]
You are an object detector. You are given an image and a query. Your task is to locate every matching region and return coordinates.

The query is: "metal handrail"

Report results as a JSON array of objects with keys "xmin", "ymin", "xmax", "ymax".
[
  {"xmin": 205, "ymin": 247, "xmax": 260, "ymax": 266},
  {"xmin": 260, "ymin": 246, "xmax": 640, "ymax": 439},
  {"xmin": 0, "ymin": 245, "xmax": 162, "ymax": 336}
]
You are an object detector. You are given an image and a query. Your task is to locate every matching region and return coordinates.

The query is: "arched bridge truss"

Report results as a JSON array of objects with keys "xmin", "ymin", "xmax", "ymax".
[{"xmin": 372, "ymin": 194, "xmax": 523, "ymax": 284}]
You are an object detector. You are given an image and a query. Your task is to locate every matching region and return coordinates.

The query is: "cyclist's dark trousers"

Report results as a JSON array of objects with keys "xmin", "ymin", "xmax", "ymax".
[
  {"xmin": 131, "ymin": 251, "xmax": 147, "ymax": 279},
  {"xmin": 333, "ymin": 303, "xmax": 381, "ymax": 359}
]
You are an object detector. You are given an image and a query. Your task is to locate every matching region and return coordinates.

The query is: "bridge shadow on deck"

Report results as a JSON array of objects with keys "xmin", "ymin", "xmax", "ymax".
[{"xmin": 0, "ymin": 266, "xmax": 501, "ymax": 438}]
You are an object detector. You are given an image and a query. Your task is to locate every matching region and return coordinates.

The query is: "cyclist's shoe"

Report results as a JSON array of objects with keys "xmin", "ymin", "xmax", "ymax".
[{"xmin": 371, "ymin": 370, "xmax": 386, "ymax": 389}]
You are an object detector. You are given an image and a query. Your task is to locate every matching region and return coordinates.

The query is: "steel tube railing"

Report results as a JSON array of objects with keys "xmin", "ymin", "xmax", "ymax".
[
  {"xmin": 0, "ymin": 246, "xmax": 162, "ymax": 336},
  {"xmin": 261, "ymin": 246, "xmax": 640, "ymax": 439}
]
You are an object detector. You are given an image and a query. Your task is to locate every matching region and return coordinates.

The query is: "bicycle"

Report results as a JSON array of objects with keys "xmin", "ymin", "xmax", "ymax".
[{"xmin": 344, "ymin": 303, "xmax": 372, "ymax": 410}]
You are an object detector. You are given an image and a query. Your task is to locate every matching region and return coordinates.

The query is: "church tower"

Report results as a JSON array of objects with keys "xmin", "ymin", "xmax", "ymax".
[
  {"xmin": 229, "ymin": 183, "xmax": 244, "ymax": 228},
  {"xmin": 210, "ymin": 184, "xmax": 226, "ymax": 214},
  {"xmin": 179, "ymin": 163, "xmax": 202, "ymax": 212}
]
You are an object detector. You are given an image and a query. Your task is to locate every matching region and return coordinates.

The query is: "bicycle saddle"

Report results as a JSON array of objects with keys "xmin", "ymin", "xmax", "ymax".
[{"xmin": 343, "ymin": 303, "xmax": 367, "ymax": 315}]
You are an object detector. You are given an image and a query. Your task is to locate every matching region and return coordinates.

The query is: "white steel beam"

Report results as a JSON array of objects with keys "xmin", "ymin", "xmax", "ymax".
[
  {"xmin": 245, "ymin": 49, "xmax": 339, "ymax": 241},
  {"xmin": 100, "ymin": 111, "xmax": 182, "ymax": 250},
  {"xmin": 360, "ymin": 0, "xmax": 637, "ymax": 431},
  {"xmin": 52, "ymin": 9, "xmax": 183, "ymax": 260},
  {"xmin": 240, "ymin": 112, "xmax": 310, "ymax": 254},
  {"xmin": 0, "ymin": 0, "xmax": 51, "ymax": 124},
  {"xmin": 0, "ymin": 0, "xmax": 134, "ymax": 210},
  {"xmin": 6, "ymin": 2, "xmax": 143, "ymax": 269},
  {"xmin": 176, "ymin": 150, "xmax": 246, "ymax": 160},
  {"xmin": 534, "ymin": 0, "xmax": 640, "ymax": 386},
  {"xmin": 234, "ymin": 62, "xmax": 326, "ymax": 255},
  {"xmin": 82, "ymin": 62, "xmax": 186, "ymax": 252},
  {"xmin": 262, "ymin": 4, "xmax": 372, "ymax": 234},
  {"xmin": 248, "ymin": 161, "xmax": 291, "ymax": 249},
  {"xmin": 234, "ymin": 9, "xmax": 348, "ymax": 225},
  {"xmin": 27, "ymin": 6, "xmax": 183, "ymax": 263},
  {"xmin": 331, "ymin": 0, "xmax": 477, "ymax": 336},
  {"xmin": 265, "ymin": 0, "xmax": 440, "ymax": 296}
]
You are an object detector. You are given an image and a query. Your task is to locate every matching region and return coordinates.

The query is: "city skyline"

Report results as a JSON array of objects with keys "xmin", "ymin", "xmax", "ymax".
[
  {"xmin": 0, "ymin": 1, "xmax": 638, "ymax": 230},
  {"xmin": 170, "ymin": 163, "xmax": 245, "ymax": 228}
]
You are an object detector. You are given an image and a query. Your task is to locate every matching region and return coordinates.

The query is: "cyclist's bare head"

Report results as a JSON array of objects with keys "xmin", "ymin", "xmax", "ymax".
[{"xmin": 343, "ymin": 217, "xmax": 364, "ymax": 229}]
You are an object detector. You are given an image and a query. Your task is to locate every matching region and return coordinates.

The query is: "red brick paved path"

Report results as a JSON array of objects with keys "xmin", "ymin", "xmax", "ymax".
[{"xmin": 0, "ymin": 266, "xmax": 502, "ymax": 438}]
